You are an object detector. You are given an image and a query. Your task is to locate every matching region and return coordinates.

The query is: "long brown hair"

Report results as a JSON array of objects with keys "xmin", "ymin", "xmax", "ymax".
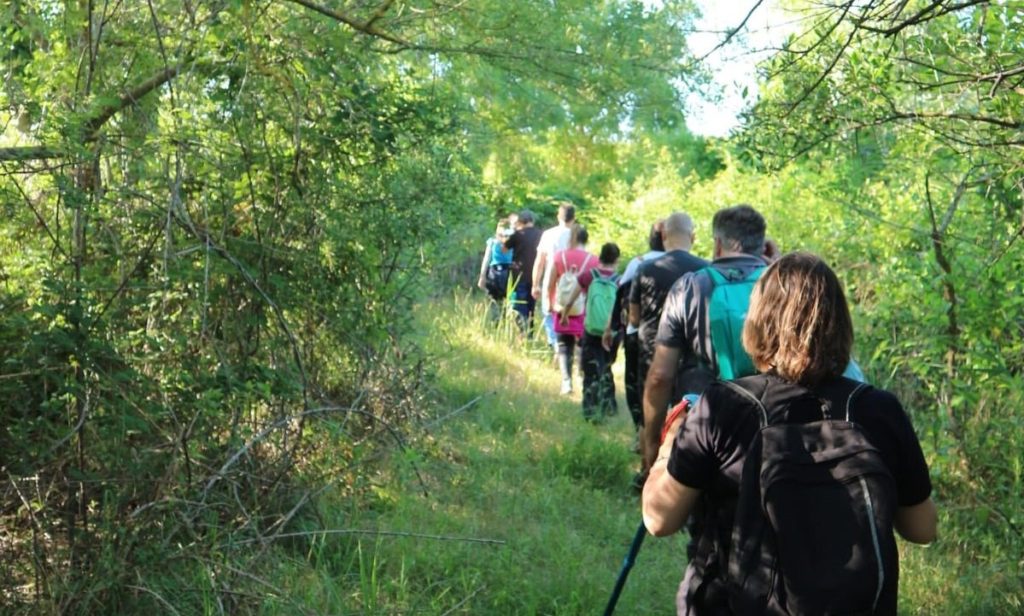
[{"xmin": 742, "ymin": 252, "xmax": 852, "ymax": 385}]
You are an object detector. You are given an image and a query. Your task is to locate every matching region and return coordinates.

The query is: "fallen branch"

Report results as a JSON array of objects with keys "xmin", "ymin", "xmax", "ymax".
[{"xmin": 233, "ymin": 528, "xmax": 506, "ymax": 547}]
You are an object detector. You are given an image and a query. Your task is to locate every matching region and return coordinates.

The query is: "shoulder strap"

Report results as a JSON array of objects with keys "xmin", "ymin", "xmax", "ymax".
[
  {"xmin": 705, "ymin": 266, "xmax": 727, "ymax": 286},
  {"xmin": 844, "ymin": 381, "xmax": 870, "ymax": 421},
  {"xmin": 721, "ymin": 380, "xmax": 768, "ymax": 427}
]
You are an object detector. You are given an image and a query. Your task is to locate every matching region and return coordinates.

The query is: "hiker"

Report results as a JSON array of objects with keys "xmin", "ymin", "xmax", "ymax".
[
  {"xmin": 504, "ymin": 209, "xmax": 543, "ymax": 329},
  {"xmin": 532, "ymin": 202, "xmax": 575, "ymax": 356},
  {"xmin": 630, "ymin": 212, "xmax": 708, "ymax": 467},
  {"xmin": 642, "ymin": 252, "xmax": 937, "ymax": 615},
  {"xmin": 477, "ymin": 217, "xmax": 515, "ymax": 317},
  {"xmin": 608, "ymin": 222, "xmax": 665, "ymax": 440},
  {"xmin": 562, "ymin": 242, "xmax": 620, "ymax": 420},
  {"xmin": 549, "ymin": 223, "xmax": 596, "ymax": 395},
  {"xmin": 640, "ymin": 204, "xmax": 767, "ymax": 471}
]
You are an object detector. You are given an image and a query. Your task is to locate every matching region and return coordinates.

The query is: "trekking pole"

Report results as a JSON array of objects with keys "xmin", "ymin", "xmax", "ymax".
[
  {"xmin": 603, "ymin": 520, "xmax": 647, "ymax": 616},
  {"xmin": 604, "ymin": 396, "xmax": 694, "ymax": 615}
]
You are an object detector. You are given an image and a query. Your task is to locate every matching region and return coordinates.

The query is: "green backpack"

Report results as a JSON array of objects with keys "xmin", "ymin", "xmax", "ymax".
[
  {"xmin": 584, "ymin": 269, "xmax": 619, "ymax": 336},
  {"xmin": 705, "ymin": 266, "xmax": 765, "ymax": 380}
]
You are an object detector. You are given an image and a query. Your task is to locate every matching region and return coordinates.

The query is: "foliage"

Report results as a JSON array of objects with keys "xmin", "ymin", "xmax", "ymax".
[{"xmin": 0, "ymin": 0, "xmax": 708, "ymax": 611}]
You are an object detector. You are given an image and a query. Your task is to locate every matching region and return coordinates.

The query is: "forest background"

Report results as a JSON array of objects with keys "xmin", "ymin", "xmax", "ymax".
[{"xmin": 1, "ymin": 0, "xmax": 1022, "ymax": 613}]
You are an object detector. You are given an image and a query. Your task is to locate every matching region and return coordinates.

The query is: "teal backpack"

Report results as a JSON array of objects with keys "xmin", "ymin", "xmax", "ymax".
[
  {"xmin": 584, "ymin": 269, "xmax": 619, "ymax": 336},
  {"xmin": 705, "ymin": 266, "xmax": 765, "ymax": 380}
]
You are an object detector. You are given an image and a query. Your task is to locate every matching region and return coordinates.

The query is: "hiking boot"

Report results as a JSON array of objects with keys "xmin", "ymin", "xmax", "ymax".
[{"xmin": 560, "ymin": 379, "xmax": 573, "ymax": 395}]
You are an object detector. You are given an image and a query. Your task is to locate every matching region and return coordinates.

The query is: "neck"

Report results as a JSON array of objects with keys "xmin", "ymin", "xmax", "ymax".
[{"xmin": 663, "ymin": 236, "xmax": 691, "ymax": 252}]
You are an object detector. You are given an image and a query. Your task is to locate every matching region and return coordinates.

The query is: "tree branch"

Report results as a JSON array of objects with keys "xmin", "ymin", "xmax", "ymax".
[{"xmin": 0, "ymin": 59, "xmax": 200, "ymax": 163}]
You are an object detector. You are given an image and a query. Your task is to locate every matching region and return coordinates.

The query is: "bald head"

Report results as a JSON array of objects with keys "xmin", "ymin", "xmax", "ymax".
[
  {"xmin": 663, "ymin": 213, "xmax": 693, "ymax": 237},
  {"xmin": 662, "ymin": 212, "xmax": 695, "ymax": 250}
]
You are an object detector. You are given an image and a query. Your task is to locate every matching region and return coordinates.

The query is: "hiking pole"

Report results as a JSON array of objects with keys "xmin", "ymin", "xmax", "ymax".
[
  {"xmin": 603, "ymin": 520, "xmax": 647, "ymax": 616},
  {"xmin": 603, "ymin": 396, "xmax": 694, "ymax": 615}
]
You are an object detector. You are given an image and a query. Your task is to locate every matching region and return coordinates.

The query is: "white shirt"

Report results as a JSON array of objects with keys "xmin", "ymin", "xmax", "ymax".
[{"xmin": 536, "ymin": 225, "xmax": 572, "ymax": 312}]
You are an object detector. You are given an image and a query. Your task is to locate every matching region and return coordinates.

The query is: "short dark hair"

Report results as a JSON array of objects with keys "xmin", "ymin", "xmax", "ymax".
[
  {"xmin": 599, "ymin": 242, "xmax": 620, "ymax": 265},
  {"xmin": 648, "ymin": 222, "xmax": 665, "ymax": 252},
  {"xmin": 571, "ymin": 224, "xmax": 588, "ymax": 247},
  {"xmin": 712, "ymin": 204, "xmax": 765, "ymax": 255},
  {"xmin": 559, "ymin": 203, "xmax": 576, "ymax": 223},
  {"xmin": 517, "ymin": 209, "xmax": 535, "ymax": 224},
  {"xmin": 742, "ymin": 252, "xmax": 852, "ymax": 386}
]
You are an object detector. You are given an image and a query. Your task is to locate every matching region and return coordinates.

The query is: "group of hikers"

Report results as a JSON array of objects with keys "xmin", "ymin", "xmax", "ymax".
[{"xmin": 479, "ymin": 201, "xmax": 938, "ymax": 615}]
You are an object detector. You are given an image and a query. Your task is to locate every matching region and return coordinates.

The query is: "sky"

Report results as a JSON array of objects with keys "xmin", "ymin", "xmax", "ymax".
[{"xmin": 683, "ymin": 0, "xmax": 792, "ymax": 137}]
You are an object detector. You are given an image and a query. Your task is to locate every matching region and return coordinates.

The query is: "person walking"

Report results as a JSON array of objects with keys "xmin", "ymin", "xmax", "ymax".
[
  {"xmin": 642, "ymin": 252, "xmax": 937, "ymax": 615},
  {"xmin": 628, "ymin": 212, "xmax": 707, "ymax": 469},
  {"xmin": 564, "ymin": 242, "xmax": 621, "ymax": 420},
  {"xmin": 608, "ymin": 222, "xmax": 664, "ymax": 441},
  {"xmin": 503, "ymin": 209, "xmax": 543, "ymax": 330},
  {"xmin": 549, "ymin": 224, "xmax": 596, "ymax": 395},
  {"xmin": 477, "ymin": 217, "xmax": 515, "ymax": 319},
  {"xmin": 640, "ymin": 205, "xmax": 767, "ymax": 471},
  {"xmin": 532, "ymin": 203, "xmax": 575, "ymax": 356}
]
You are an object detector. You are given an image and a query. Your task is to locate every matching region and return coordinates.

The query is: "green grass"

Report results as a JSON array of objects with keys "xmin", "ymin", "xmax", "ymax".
[{"xmin": 239, "ymin": 290, "xmax": 1021, "ymax": 615}]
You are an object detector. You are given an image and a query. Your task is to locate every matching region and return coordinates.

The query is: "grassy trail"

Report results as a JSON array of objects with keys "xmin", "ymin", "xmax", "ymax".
[{"xmin": 329, "ymin": 293, "xmax": 688, "ymax": 613}]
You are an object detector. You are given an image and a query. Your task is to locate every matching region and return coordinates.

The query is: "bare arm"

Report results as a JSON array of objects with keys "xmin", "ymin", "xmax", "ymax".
[
  {"xmin": 546, "ymin": 258, "xmax": 558, "ymax": 305},
  {"xmin": 642, "ymin": 344, "xmax": 681, "ymax": 471},
  {"xmin": 642, "ymin": 413, "xmax": 700, "ymax": 536},
  {"xmin": 628, "ymin": 302, "xmax": 640, "ymax": 328},
  {"xmin": 894, "ymin": 497, "xmax": 938, "ymax": 544},
  {"xmin": 478, "ymin": 242, "xmax": 493, "ymax": 289},
  {"xmin": 532, "ymin": 252, "xmax": 548, "ymax": 299}
]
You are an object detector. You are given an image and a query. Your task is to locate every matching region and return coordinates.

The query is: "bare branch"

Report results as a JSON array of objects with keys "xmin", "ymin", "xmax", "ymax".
[
  {"xmin": 233, "ymin": 528, "xmax": 507, "ymax": 547},
  {"xmin": 695, "ymin": 0, "xmax": 766, "ymax": 63}
]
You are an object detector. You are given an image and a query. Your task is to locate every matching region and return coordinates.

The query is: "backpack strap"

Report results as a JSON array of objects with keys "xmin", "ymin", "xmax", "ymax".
[
  {"xmin": 580, "ymin": 253, "xmax": 594, "ymax": 273},
  {"xmin": 721, "ymin": 380, "xmax": 769, "ymax": 427},
  {"xmin": 844, "ymin": 381, "xmax": 870, "ymax": 421},
  {"xmin": 705, "ymin": 266, "xmax": 727, "ymax": 287}
]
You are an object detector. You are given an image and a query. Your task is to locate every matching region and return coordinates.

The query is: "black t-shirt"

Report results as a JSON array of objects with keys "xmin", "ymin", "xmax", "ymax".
[
  {"xmin": 629, "ymin": 249, "xmax": 708, "ymax": 361},
  {"xmin": 668, "ymin": 374, "xmax": 933, "ymax": 615},
  {"xmin": 505, "ymin": 226, "xmax": 542, "ymax": 289}
]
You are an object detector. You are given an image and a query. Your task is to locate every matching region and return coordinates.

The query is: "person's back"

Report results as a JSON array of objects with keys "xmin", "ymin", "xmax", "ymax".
[
  {"xmin": 504, "ymin": 209, "xmax": 543, "ymax": 327},
  {"xmin": 629, "ymin": 213, "xmax": 707, "ymax": 404},
  {"xmin": 632, "ymin": 249, "xmax": 707, "ymax": 371},
  {"xmin": 576, "ymin": 242, "xmax": 621, "ymax": 420},
  {"xmin": 641, "ymin": 252, "xmax": 937, "ymax": 616},
  {"xmin": 549, "ymin": 224, "xmax": 596, "ymax": 394},
  {"xmin": 641, "ymin": 205, "xmax": 768, "ymax": 470}
]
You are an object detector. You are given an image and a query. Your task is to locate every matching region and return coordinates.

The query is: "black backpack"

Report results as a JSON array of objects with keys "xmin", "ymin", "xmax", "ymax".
[{"xmin": 723, "ymin": 377, "xmax": 898, "ymax": 615}]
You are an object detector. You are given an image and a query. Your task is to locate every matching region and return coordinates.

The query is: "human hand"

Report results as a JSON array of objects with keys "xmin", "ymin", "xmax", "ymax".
[
  {"xmin": 601, "ymin": 329, "xmax": 613, "ymax": 352},
  {"xmin": 559, "ymin": 312, "xmax": 569, "ymax": 327},
  {"xmin": 477, "ymin": 277, "xmax": 487, "ymax": 291},
  {"xmin": 531, "ymin": 286, "xmax": 541, "ymax": 300}
]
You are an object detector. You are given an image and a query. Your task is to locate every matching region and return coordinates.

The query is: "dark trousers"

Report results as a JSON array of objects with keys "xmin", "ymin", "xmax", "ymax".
[
  {"xmin": 581, "ymin": 332, "xmax": 616, "ymax": 420},
  {"xmin": 557, "ymin": 333, "xmax": 577, "ymax": 382},
  {"xmin": 510, "ymin": 280, "xmax": 535, "ymax": 332},
  {"xmin": 623, "ymin": 332, "xmax": 643, "ymax": 430}
]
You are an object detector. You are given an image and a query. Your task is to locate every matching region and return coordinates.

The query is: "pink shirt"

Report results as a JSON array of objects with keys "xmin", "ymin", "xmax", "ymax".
[{"xmin": 551, "ymin": 248, "xmax": 598, "ymax": 337}]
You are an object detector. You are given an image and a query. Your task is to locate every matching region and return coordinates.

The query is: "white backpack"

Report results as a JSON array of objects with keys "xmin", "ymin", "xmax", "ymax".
[{"xmin": 554, "ymin": 252, "xmax": 593, "ymax": 316}]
